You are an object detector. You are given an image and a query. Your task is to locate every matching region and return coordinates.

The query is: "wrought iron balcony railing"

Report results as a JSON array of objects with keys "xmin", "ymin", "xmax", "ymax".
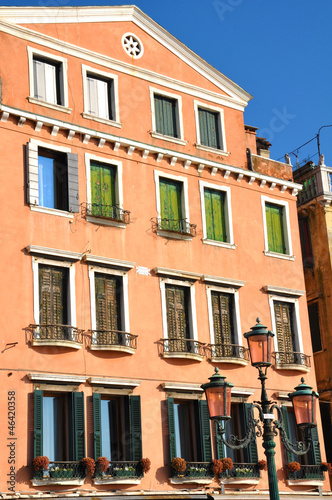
[
  {"xmin": 210, "ymin": 343, "xmax": 250, "ymax": 361},
  {"xmin": 33, "ymin": 461, "xmax": 84, "ymax": 481},
  {"xmin": 151, "ymin": 217, "xmax": 197, "ymax": 237},
  {"xmin": 287, "ymin": 464, "xmax": 324, "ymax": 481},
  {"xmin": 221, "ymin": 462, "xmax": 260, "ymax": 479},
  {"xmin": 275, "ymin": 351, "xmax": 311, "ymax": 368},
  {"xmin": 172, "ymin": 462, "xmax": 212, "ymax": 478},
  {"xmin": 161, "ymin": 338, "xmax": 205, "ymax": 356},
  {"xmin": 90, "ymin": 330, "xmax": 137, "ymax": 349},
  {"xmin": 29, "ymin": 324, "xmax": 83, "ymax": 344},
  {"xmin": 83, "ymin": 203, "xmax": 130, "ymax": 223},
  {"xmin": 95, "ymin": 461, "xmax": 140, "ymax": 479}
]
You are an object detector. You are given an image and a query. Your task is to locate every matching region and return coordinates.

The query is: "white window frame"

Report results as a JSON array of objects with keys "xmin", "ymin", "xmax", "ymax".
[
  {"xmin": 154, "ymin": 170, "xmax": 191, "ymax": 240},
  {"xmin": 32, "ymin": 256, "xmax": 76, "ymax": 327},
  {"xmin": 149, "ymin": 87, "xmax": 186, "ymax": 145},
  {"xmin": 85, "ymin": 153, "xmax": 124, "ymax": 228},
  {"xmin": 199, "ymin": 180, "xmax": 235, "ymax": 248},
  {"xmin": 261, "ymin": 195, "xmax": 294, "ymax": 260},
  {"xmin": 82, "ymin": 64, "xmax": 120, "ymax": 127},
  {"xmin": 27, "ymin": 46, "xmax": 70, "ymax": 112},
  {"xmin": 159, "ymin": 277, "xmax": 198, "ymax": 342},
  {"xmin": 194, "ymin": 100, "xmax": 227, "ymax": 154},
  {"xmin": 27, "ymin": 138, "xmax": 74, "ymax": 218},
  {"xmin": 88, "ymin": 265, "xmax": 130, "ymax": 334},
  {"xmin": 268, "ymin": 294, "xmax": 308, "ymax": 371}
]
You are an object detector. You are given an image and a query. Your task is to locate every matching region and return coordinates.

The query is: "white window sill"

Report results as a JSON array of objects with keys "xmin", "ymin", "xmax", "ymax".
[
  {"xmin": 31, "ymin": 478, "xmax": 84, "ymax": 486},
  {"xmin": 150, "ymin": 132, "xmax": 187, "ymax": 146},
  {"xmin": 202, "ymin": 239, "xmax": 236, "ymax": 249},
  {"xmin": 222, "ymin": 477, "xmax": 260, "ymax": 486},
  {"xmin": 86, "ymin": 216, "xmax": 127, "ymax": 228},
  {"xmin": 275, "ymin": 363, "xmax": 310, "ymax": 373},
  {"xmin": 163, "ymin": 352, "xmax": 204, "ymax": 362},
  {"xmin": 31, "ymin": 339, "xmax": 82, "ymax": 350},
  {"xmin": 287, "ymin": 479, "xmax": 324, "ymax": 487},
  {"xmin": 82, "ymin": 112, "xmax": 122, "ymax": 128},
  {"xmin": 211, "ymin": 356, "xmax": 249, "ymax": 366},
  {"xmin": 28, "ymin": 96, "xmax": 72, "ymax": 114},
  {"xmin": 157, "ymin": 230, "xmax": 193, "ymax": 241},
  {"xmin": 93, "ymin": 477, "xmax": 141, "ymax": 485},
  {"xmin": 90, "ymin": 345, "xmax": 135, "ymax": 354},
  {"xmin": 30, "ymin": 205, "xmax": 74, "ymax": 218},
  {"xmin": 169, "ymin": 477, "xmax": 212, "ymax": 485},
  {"xmin": 195, "ymin": 144, "xmax": 229, "ymax": 156},
  {"xmin": 264, "ymin": 251, "xmax": 295, "ymax": 261}
]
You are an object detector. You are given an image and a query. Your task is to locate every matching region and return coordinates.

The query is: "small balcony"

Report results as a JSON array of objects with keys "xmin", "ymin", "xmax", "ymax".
[
  {"xmin": 160, "ymin": 338, "xmax": 205, "ymax": 361},
  {"xmin": 89, "ymin": 329, "xmax": 137, "ymax": 354},
  {"xmin": 32, "ymin": 461, "xmax": 85, "ymax": 486},
  {"xmin": 29, "ymin": 324, "xmax": 83, "ymax": 349},
  {"xmin": 94, "ymin": 460, "xmax": 142, "ymax": 485},
  {"xmin": 221, "ymin": 462, "xmax": 260, "ymax": 484},
  {"xmin": 274, "ymin": 351, "xmax": 311, "ymax": 372},
  {"xmin": 83, "ymin": 203, "xmax": 130, "ymax": 225},
  {"xmin": 293, "ymin": 161, "xmax": 332, "ymax": 207},
  {"xmin": 209, "ymin": 343, "xmax": 250, "ymax": 365},
  {"xmin": 151, "ymin": 217, "xmax": 197, "ymax": 239},
  {"xmin": 287, "ymin": 464, "xmax": 324, "ymax": 485},
  {"xmin": 171, "ymin": 462, "xmax": 212, "ymax": 485}
]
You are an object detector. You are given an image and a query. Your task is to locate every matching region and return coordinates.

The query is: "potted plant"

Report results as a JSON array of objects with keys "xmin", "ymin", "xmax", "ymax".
[
  {"xmin": 234, "ymin": 466, "xmax": 251, "ymax": 477},
  {"xmin": 49, "ymin": 466, "xmax": 74, "ymax": 479},
  {"xmin": 32, "ymin": 456, "xmax": 50, "ymax": 478},
  {"xmin": 113, "ymin": 464, "xmax": 136, "ymax": 477},
  {"xmin": 287, "ymin": 461, "xmax": 301, "ymax": 478},
  {"xmin": 187, "ymin": 465, "xmax": 207, "ymax": 477},
  {"xmin": 81, "ymin": 457, "xmax": 95, "ymax": 476},
  {"xmin": 258, "ymin": 459, "xmax": 268, "ymax": 471},
  {"xmin": 139, "ymin": 458, "xmax": 151, "ymax": 474},
  {"xmin": 321, "ymin": 462, "xmax": 332, "ymax": 473},
  {"xmin": 171, "ymin": 457, "xmax": 187, "ymax": 477},
  {"xmin": 96, "ymin": 456, "xmax": 109, "ymax": 476}
]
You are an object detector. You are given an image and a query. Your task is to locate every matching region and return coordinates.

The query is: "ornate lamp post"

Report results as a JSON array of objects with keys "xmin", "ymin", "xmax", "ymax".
[{"xmin": 201, "ymin": 318, "xmax": 319, "ymax": 500}]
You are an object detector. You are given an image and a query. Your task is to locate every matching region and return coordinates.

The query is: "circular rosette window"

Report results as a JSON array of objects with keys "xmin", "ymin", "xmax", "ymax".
[{"xmin": 122, "ymin": 33, "xmax": 144, "ymax": 59}]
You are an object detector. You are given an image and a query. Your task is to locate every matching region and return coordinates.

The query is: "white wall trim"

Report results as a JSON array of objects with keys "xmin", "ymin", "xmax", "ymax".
[
  {"xmin": 261, "ymin": 195, "xmax": 293, "ymax": 257},
  {"xmin": 28, "ymin": 372, "xmax": 87, "ymax": 383},
  {"xmin": 199, "ymin": 180, "xmax": 234, "ymax": 245},
  {"xmin": 27, "ymin": 245, "xmax": 81, "ymax": 261},
  {"xmin": 202, "ymin": 275, "xmax": 245, "ymax": 288}
]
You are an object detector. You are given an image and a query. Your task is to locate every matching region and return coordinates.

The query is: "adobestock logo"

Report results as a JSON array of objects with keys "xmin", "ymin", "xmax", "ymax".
[
  {"xmin": 213, "ymin": 0, "xmax": 244, "ymax": 22},
  {"xmin": 258, "ymin": 107, "xmax": 296, "ymax": 144}
]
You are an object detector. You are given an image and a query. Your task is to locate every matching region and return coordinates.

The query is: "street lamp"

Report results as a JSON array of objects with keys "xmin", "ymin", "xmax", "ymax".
[{"xmin": 201, "ymin": 318, "xmax": 319, "ymax": 500}]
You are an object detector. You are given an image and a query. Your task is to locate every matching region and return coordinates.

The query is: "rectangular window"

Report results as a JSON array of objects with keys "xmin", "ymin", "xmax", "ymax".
[
  {"xmin": 86, "ymin": 73, "xmax": 114, "ymax": 120},
  {"xmin": 33, "ymin": 56, "xmax": 63, "ymax": 105},
  {"xmin": 154, "ymin": 94, "xmax": 179, "ymax": 138},
  {"xmin": 159, "ymin": 178, "xmax": 183, "ymax": 232},
  {"xmin": 211, "ymin": 291, "xmax": 235, "ymax": 356},
  {"xmin": 308, "ymin": 302, "xmax": 322, "ymax": 353},
  {"xmin": 265, "ymin": 202, "xmax": 285, "ymax": 254},
  {"xmin": 27, "ymin": 140, "xmax": 79, "ymax": 213},
  {"xmin": 198, "ymin": 108, "xmax": 221, "ymax": 150},
  {"xmin": 90, "ymin": 161, "xmax": 117, "ymax": 218},
  {"xmin": 165, "ymin": 285, "xmax": 190, "ymax": 352},
  {"xmin": 273, "ymin": 301, "xmax": 306, "ymax": 366},
  {"xmin": 34, "ymin": 389, "xmax": 85, "ymax": 462},
  {"xmin": 93, "ymin": 393, "xmax": 142, "ymax": 462},
  {"xmin": 95, "ymin": 273, "xmax": 122, "ymax": 331},
  {"xmin": 204, "ymin": 188, "xmax": 226, "ymax": 242},
  {"xmin": 39, "ymin": 264, "xmax": 68, "ymax": 327},
  {"xmin": 167, "ymin": 398, "xmax": 212, "ymax": 463},
  {"xmin": 299, "ymin": 218, "xmax": 314, "ymax": 267}
]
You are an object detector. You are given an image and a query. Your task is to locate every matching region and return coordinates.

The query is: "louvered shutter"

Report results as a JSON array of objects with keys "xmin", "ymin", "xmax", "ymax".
[
  {"xmin": 243, "ymin": 403, "xmax": 258, "ymax": 463},
  {"xmin": 204, "ymin": 188, "xmax": 226, "ymax": 242},
  {"xmin": 87, "ymin": 75, "xmax": 98, "ymax": 115},
  {"xmin": 281, "ymin": 406, "xmax": 294, "ymax": 463},
  {"xmin": 34, "ymin": 390, "xmax": 43, "ymax": 457},
  {"xmin": 129, "ymin": 395, "xmax": 142, "ymax": 461},
  {"xmin": 160, "ymin": 178, "xmax": 182, "ymax": 231},
  {"xmin": 211, "ymin": 292, "xmax": 233, "ymax": 356},
  {"xmin": 95, "ymin": 274, "xmax": 120, "ymax": 331},
  {"xmin": 72, "ymin": 392, "xmax": 85, "ymax": 461},
  {"xmin": 155, "ymin": 95, "xmax": 177, "ymax": 137},
  {"xmin": 33, "ymin": 59, "xmax": 47, "ymax": 100},
  {"xmin": 199, "ymin": 400, "xmax": 212, "ymax": 462},
  {"xmin": 93, "ymin": 393, "xmax": 102, "ymax": 459},
  {"xmin": 166, "ymin": 286, "xmax": 188, "ymax": 352},
  {"xmin": 310, "ymin": 426, "xmax": 321, "ymax": 465},
  {"xmin": 198, "ymin": 108, "xmax": 220, "ymax": 149},
  {"xmin": 39, "ymin": 265, "xmax": 66, "ymax": 326},
  {"xmin": 90, "ymin": 162, "xmax": 116, "ymax": 218},
  {"xmin": 26, "ymin": 141, "xmax": 39, "ymax": 206},
  {"xmin": 44, "ymin": 62, "xmax": 57, "ymax": 104},
  {"xmin": 274, "ymin": 302, "xmax": 296, "ymax": 362},
  {"xmin": 67, "ymin": 153, "xmax": 79, "ymax": 213},
  {"xmin": 266, "ymin": 203, "xmax": 285, "ymax": 254},
  {"xmin": 167, "ymin": 398, "xmax": 176, "ymax": 461}
]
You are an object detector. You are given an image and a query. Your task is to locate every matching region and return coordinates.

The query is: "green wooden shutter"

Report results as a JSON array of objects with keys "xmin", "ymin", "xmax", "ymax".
[
  {"xmin": 243, "ymin": 403, "xmax": 258, "ymax": 463},
  {"xmin": 266, "ymin": 202, "xmax": 285, "ymax": 254},
  {"xmin": 67, "ymin": 153, "xmax": 79, "ymax": 213},
  {"xmin": 155, "ymin": 95, "xmax": 177, "ymax": 137},
  {"xmin": 281, "ymin": 406, "xmax": 295, "ymax": 463},
  {"xmin": 160, "ymin": 178, "xmax": 182, "ymax": 231},
  {"xmin": 34, "ymin": 390, "xmax": 43, "ymax": 457},
  {"xmin": 167, "ymin": 398, "xmax": 176, "ymax": 461},
  {"xmin": 204, "ymin": 188, "xmax": 226, "ymax": 242},
  {"xmin": 198, "ymin": 108, "xmax": 220, "ymax": 149},
  {"xmin": 72, "ymin": 392, "xmax": 85, "ymax": 461},
  {"xmin": 310, "ymin": 426, "xmax": 321, "ymax": 465},
  {"xmin": 166, "ymin": 286, "xmax": 188, "ymax": 352},
  {"xmin": 211, "ymin": 292, "xmax": 233, "ymax": 356},
  {"xmin": 199, "ymin": 400, "xmax": 212, "ymax": 462},
  {"xmin": 95, "ymin": 273, "xmax": 120, "ymax": 331},
  {"xmin": 39, "ymin": 265, "xmax": 67, "ymax": 326},
  {"xmin": 90, "ymin": 161, "xmax": 116, "ymax": 217},
  {"xmin": 93, "ymin": 393, "xmax": 102, "ymax": 459},
  {"xmin": 129, "ymin": 395, "xmax": 142, "ymax": 461}
]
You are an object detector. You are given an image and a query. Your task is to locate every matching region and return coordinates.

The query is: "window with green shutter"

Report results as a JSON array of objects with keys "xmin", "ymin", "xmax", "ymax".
[
  {"xmin": 154, "ymin": 94, "xmax": 178, "ymax": 138},
  {"xmin": 92, "ymin": 393, "xmax": 142, "ymax": 461},
  {"xmin": 211, "ymin": 291, "xmax": 235, "ymax": 356},
  {"xmin": 198, "ymin": 108, "xmax": 222, "ymax": 150},
  {"xmin": 167, "ymin": 397, "xmax": 211, "ymax": 462},
  {"xmin": 204, "ymin": 188, "xmax": 227, "ymax": 242},
  {"xmin": 265, "ymin": 202, "xmax": 286, "ymax": 254},
  {"xmin": 159, "ymin": 178, "xmax": 183, "ymax": 232},
  {"xmin": 222, "ymin": 403, "xmax": 257, "ymax": 464},
  {"xmin": 90, "ymin": 161, "xmax": 117, "ymax": 218},
  {"xmin": 39, "ymin": 264, "xmax": 68, "ymax": 326}
]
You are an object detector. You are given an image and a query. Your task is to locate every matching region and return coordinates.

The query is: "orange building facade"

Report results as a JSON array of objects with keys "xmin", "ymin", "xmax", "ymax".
[{"xmin": 0, "ymin": 6, "xmax": 329, "ymax": 500}]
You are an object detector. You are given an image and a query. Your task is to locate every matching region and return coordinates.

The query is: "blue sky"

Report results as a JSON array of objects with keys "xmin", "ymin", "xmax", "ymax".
[{"xmin": 2, "ymin": 0, "xmax": 332, "ymax": 168}]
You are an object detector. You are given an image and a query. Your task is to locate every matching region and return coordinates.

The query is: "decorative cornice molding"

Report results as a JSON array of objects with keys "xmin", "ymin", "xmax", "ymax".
[
  {"xmin": 28, "ymin": 372, "xmax": 88, "ymax": 383},
  {"xmin": 83, "ymin": 254, "xmax": 135, "ymax": 270},
  {"xmin": 26, "ymin": 245, "xmax": 82, "ymax": 261},
  {"xmin": 202, "ymin": 275, "xmax": 246, "ymax": 288},
  {"xmin": 89, "ymin": 377, "xmax": 141, "ymax": 389},
  {"xmin": 263, "ymin": 285, "xmax": 305, "ymax": 297},
  {"xmin": 154, "ymin": 267, "xmax": 202, "ymax": 281}
]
